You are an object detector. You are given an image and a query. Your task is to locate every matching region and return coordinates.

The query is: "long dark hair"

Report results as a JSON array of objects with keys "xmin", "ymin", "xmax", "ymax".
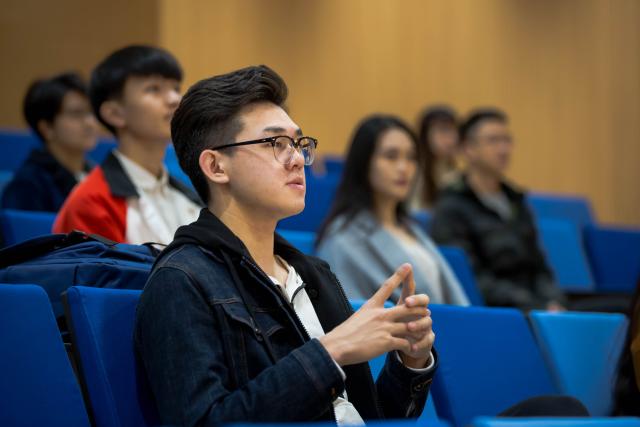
[
  {"xmin": 316, "ymin": 114, "xmax": 418, "ymax": 245},
  {"xmin": 416, "ymin": 105, "xmax": 457, "ymax": 206}
]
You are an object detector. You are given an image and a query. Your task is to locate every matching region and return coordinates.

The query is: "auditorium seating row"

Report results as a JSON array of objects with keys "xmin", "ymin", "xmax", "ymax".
[
  {"xmin": 0, "ymin": 284, "xmax": 633, "ymax": 427},
  {"xmin": 0, "ymin": 128, "xmax": 637, "ymax": 292}
]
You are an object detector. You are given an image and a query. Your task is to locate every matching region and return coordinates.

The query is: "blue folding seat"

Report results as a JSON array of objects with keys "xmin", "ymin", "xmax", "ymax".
[
  {"xmin": 64, "ymin": 286, "xmax": 158, "ymax": 427},
  {"xmin": 322, "ymin": 155, "xmax": 345, "ymax": 176},
  {"xmin": 0, "ymin": 284, "xmax": 90, "ymax": 426},
  {"xmin": 583, "ymin": 224, "xmax": 640, "ymax": 293},
  {"xmin": 527, "ymin": 193, "xmax": 595, "ymax": 229},
  {"xmin": 0, "ymin": 209, "xmax": 57, "ymax": 246},
  {"xmin": 438, "ymin": 246, "xmax": 484, "ymax": 305},
  {"xmin": 278, "ymin": 173, "xmax": 340, "ymax": 232},
  {"xmin": 277, "ymin": 229, "xmax": 316, "ymax": 255},
  {"xmin": 428, "ymin": 304, "xmax": 558, "ymax": 427},
  {"xmin": 164, "ymin": 144, "xmax": 194, "ymax": 189},
  {"xmin": 529, "ymin": 311, "xmax": 629, "ymax": 416},
  {"xmin": 230, "ymin": 419, "xmax": 452, "ymax": 427},
  {"xmin": 412, "ymin": 209, "xmax": 432, "ymax": 233},
  {"xmin": 0, "ymin": 128, "xmax": 40, "ymax": 171},
  {"xmin": 86, "ymin": 138, "xmax": 117, "ymax": 164},
  {"xmin": 472, "ymin": 416, "xmax": 640, "ymax": 427},
  {"xmin": 536, "ymin": 218, "xmax": 595, "ymax": 293}
]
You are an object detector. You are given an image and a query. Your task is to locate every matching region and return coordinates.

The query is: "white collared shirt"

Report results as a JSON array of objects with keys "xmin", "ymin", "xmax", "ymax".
[{"xmin": 112, "ymin": 150, "xmax": 200, "ymax": 245}]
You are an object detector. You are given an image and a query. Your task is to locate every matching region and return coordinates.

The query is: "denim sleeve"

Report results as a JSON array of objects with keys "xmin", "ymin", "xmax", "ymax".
[
  {"xmin": 135, "ymin": 266, "xmax": 345, "ymax": 426},
  {"xmin": 375, "ymin": 349, "xmax": 437, "ymax": 418}
]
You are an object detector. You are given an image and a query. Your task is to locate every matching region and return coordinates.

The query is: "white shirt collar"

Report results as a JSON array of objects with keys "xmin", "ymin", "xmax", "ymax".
[{"xmin": 112, "ymin": 150, "xmax": 169, "ymax": 192}]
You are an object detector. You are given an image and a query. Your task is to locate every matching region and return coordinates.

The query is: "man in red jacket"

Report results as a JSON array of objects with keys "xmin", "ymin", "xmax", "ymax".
[{"xmin": 53, "ymin": 45, "xmax": 201, "ymax": 244}]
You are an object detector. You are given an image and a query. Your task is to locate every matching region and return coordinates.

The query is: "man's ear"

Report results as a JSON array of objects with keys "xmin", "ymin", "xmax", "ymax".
[
  {"xmin": 99, "ymin": 100, "xmax": 126, "ymax": 130},
  {"xmin": 36, "ymin": 119, "xmax": 54, "ymax": 142},
  {"xmin": 199, "ymin": 149, "xmax": 230, "ymax": 184}
]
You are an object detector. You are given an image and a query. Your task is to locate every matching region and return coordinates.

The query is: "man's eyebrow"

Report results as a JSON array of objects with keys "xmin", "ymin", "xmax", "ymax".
[{"xmin": 263, "ymin": 126, "xmax": 303, "ymax": 136}]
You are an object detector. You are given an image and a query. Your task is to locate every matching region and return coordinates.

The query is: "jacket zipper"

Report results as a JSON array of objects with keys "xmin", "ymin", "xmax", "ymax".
[
  {"xmin": 328, "ymin": 271, "xmax": 386, "ymax": 419},
  {"xmin": 243, "ymin": 257, "xmax": 340, "ymax": 424}
]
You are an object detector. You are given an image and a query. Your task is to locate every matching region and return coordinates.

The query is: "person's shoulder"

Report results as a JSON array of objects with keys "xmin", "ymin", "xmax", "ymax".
[{"xmin": 64, "ymin": 167, "xmax": 116, "ymax": 207}]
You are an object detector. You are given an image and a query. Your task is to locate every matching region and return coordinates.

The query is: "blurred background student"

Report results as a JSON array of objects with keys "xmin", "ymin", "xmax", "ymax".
[
  {"xmin": 411, "ymin": 105, "xmax": 460, "ymax": 210},
  {"xmin": 316, "ymin": 114, "xmax": 469, "ymax": 305},
  {"xmin": 1, "ymin": 72, "xmax": 97, "ymax": 212}
]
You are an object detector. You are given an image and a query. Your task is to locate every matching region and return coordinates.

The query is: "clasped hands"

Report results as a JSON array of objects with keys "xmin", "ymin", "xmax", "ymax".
[{"xmin": 320, "ymin": 263, "xmax": 435, "ymax": 369}]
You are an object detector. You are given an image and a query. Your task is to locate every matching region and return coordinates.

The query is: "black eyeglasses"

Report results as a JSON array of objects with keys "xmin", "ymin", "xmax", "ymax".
[{"xmin": 215, "ymin": 135, "xmax": 318, "ymax": 166}]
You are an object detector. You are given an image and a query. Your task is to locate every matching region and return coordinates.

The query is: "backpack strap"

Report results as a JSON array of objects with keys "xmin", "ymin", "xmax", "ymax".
[{"xmin": 0, "ymin": 230, "xmax": 117, "ymax": 269}]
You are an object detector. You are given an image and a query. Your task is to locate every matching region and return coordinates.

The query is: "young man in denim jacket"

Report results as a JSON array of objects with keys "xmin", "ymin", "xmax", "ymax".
[{"xmin": 134, "ymin": 65, "xmax": 436, "ymax": 426}]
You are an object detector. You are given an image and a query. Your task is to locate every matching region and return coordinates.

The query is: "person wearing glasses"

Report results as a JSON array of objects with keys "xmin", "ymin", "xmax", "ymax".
[
  {"xmin": 134, "ymin": 65, "xmax": 437, "ymax": 425},
  {"xmin": 1, "ymin": 72, "xmax": 98, "ymax": 212},
  {"xmin": 430, "ymin": 109, "xmax": 567, "ymax": 311},
  {"xmin": 53, "ymin": 46, "xmax": 202, "ymax": 244},
  {"xmin": 315, "ymin": 114, "xmax": 470, "ymax": 306}
]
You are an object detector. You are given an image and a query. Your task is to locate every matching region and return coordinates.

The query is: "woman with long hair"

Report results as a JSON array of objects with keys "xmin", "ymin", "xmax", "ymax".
[
  {"xmin": 316, "ymin": 114, "xmax": 469, "ymax": 305},
  {"xmin": 412, "ymin": 106, "xmax": 459, "ymax": 209}
]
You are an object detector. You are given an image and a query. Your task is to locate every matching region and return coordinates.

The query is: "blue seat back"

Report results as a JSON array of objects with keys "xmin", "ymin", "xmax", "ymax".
[
  {"xmin": 87, "ymin": 138, "xmax": 117, "ymax": 164},
  {"xmin": 323, "ymin": 156, "xmax": 345, "ymax": 176},
  {"xmin": 64, "ymin": 286, "xmax": 158, "ymax": 427},
  {"xmin": 429, "ymin": 304, "xmax": 557, "ymax": 427},
  {"xmin": 437, "ymin": 246, "xmax": 484, "ymax": 305},
  {"xmin": 529, "ymin": 311, "xmax": 629, "ymax": 416},
  {"xmin": 277, "ymin": 229, "xmax": 316, "ymax": 255},
  {"xmin": 0, "ymin": 209, "xmax": 57, "ymax": 246},
  {"xmin": 0, "ymin": 284, "xmax": 90, "ymax": 427},
  {"xmin": 278, "ymin": 172, "xmax": 339, "ymax": 232},
  {"xmin": 164, "ymin": 144, "xmax": 194, "ymax": 189},
  {"xmin": 584, "ymin": 224, "xmax": 640, "ymax": 293},
  {"xmin": 536, "ymin": 218, "xmax": 595, "ymax": 292},
  {"xmin": 0, "ymin": 128, "xmax": 40, "ymax": 171},
  {"xmin": 472, "ymin": 417, "xmax": 640, "ymax": 427},
  {"xmin": 527, "ymin": 193, "xmax": 595, "ymax": 228},
  {"xmin": 230, "ymin": 420, "xmax": 452, "ymax": 427},
  {"xmin": 413, "ymin": 209, "xmax": 432, "ymax": 233}
]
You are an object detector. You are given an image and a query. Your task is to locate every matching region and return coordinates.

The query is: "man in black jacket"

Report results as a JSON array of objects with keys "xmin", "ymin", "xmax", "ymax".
[
  {"xmin": 134, "ymin": 65, "xmax": 436, "ymax": 426},
  {"xmin": 431, "ymin": 108, "xmax": 566, "ymax": 311}
]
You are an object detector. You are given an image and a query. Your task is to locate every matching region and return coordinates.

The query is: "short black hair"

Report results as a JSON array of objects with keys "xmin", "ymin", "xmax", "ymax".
[
  {"xmin": 90, "ymin": 45, "xmax": 183, "ymax": 134},
  {"xmin": 23, "ymin": 72, "xmax": 88, "ymax": 143},
  {"xmin": 459, "ymin": 108, "xmax": 508, "ymax": 143},
  {"xmin": 171, "ymin": 65, "xmax": 288, "ymax": 203}
]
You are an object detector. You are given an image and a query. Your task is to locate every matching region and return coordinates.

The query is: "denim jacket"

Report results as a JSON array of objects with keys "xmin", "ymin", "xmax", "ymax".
[{"xmin": 134, "ymin": 209, "xmax": 436, "ymax": 426}]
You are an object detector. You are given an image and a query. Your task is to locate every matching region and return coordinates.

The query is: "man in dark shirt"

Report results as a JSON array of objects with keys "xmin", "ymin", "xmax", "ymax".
[
  {"xmin": 431, "ymin": 108, "xmax": 566, "ymax": 311},
  {"xmin": 1, "ymin": 72, "xmax": 97, "ymax": 212}
]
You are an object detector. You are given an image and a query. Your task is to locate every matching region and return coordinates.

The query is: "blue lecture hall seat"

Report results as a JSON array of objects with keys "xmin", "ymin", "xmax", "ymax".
[
  {"xmin": 583, "ymin": 223, "xmax": 640, "ymax": 293},
  {"xmin": 322, "ymin": 155, "xmax": 345, "ymax": 176},
  {"xmin": 0, "ymin": 284, "xmax": 90, "ymax": 427},
  {"xmin": 86, "ymin": 138, "xmax": 117, "ymax": 164},
  {"xmin": 0, "ymin": 209, "xmax": 57, "ymax": 246},
  {"xmin": 412, "ymin": 209, "xmax": 432, "ymax": 233},
  {"xmin": 64, "ymin": 286, "xmax": 158, "ymax": 427},
  {"xmin": 437, "ymin": 246, "xmax": 485, "ymax": 305},
  {"xmin": 277, "ymin": 229, "xmax": 316, "ymax": 255},
  {"xmin": 472, "ymin": 417, "xmax": 640, "ymax": 427},
  {"xmin": 278, "ymin": 171, "xmax": 340, "ymax": 232},
  {"xmin": 0, "ymin": 128, "xmax": 40, "ymax": 171},
  {"xmin": 527, "ymin": 193, "xmax": 595, "ymax": 229},
  {"xmin": 428, "ymin": 304, "xmax": 557, "ymax": 427},
  {"xmin": 529, "ymin": 311, "xmax": 629, "ymax": 416},
  {"xmin": 536, "ymin": 218, "xmax": 596, "ymax": 293}
]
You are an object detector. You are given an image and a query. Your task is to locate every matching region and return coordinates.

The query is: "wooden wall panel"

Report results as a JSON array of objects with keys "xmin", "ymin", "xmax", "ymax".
[
  {"xmin": 0, "ymin": 0, "xmax": 159, "ymax": 128},
  {"xmin": 1, "ymin": 0, "xmax": 637, "ymax": 224}
]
